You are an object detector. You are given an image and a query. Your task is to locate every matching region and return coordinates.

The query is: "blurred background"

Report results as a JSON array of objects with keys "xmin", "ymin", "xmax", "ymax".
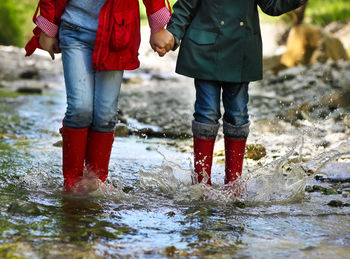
[
  {"xmin": 0, "ymin": 1, "xmax": 349, "ymax": 258},
  {"xmin": 1, "ymin": 0, "xmax": 349, "ymax": 50}
]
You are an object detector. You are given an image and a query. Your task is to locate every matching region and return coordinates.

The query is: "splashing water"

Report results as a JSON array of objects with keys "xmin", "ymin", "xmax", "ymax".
[{"xmin": 138, "ymin": 138, "xmax": 350, "ymax": 207}]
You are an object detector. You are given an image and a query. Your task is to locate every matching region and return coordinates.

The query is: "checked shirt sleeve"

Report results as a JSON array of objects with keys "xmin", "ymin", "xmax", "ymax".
[
  {"xmin": 148, "ymin": 7, "xmax": 171, "ymax": 34},
  {"xmin": 35, "ymin": 15, "xmax": 59, "ymax": 37}
]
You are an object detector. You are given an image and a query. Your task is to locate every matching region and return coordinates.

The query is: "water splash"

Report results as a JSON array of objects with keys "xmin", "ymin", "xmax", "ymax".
[{"xmin": 138, "ymin": 138, "xmax": 350, "ymax": 206}]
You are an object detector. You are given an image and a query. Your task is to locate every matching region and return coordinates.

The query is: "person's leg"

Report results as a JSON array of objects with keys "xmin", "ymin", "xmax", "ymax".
[
  {"xmin": 59, "ymin": 22, "xmax": 95, "ymax": 191},
  {"xmin": 192, "ymin": 79, "xmax": 221, "ymax": 185},
  {"xmin": 85, "ymin": 70, "xmax": 123, "ymax": 182},
  {"xmin": 222, "ymin": 82, "xmax": 250, "ymax": 185}
]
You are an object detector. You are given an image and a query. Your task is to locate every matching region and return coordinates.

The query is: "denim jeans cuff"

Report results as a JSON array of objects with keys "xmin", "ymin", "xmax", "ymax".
[
  {"xmin": 192, "ymin": 120, "xmax": 219, "ymax": 139},
  {"xmin": 223, "ymin": 120, "xmax": 250, "ymax": 139}
]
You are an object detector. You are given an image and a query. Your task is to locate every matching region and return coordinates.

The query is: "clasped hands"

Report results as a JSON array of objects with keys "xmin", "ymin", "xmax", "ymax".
[
  {"xmin": 39, "ymin": 28, "xmax": 175, "ymax": 60},
  {"xmin": 150, "ymin": 28, "xmax": 175, "ymax": 57}
]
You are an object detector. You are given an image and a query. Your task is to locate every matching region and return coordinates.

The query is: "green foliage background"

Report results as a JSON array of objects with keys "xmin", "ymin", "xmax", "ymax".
[
  {"xmin": 0, "ymin": 0, "xmax": 348, "ymax": 47},
  {"xmin": 0, "ymin": 0, "xmax": 36, "ymax": 46}
]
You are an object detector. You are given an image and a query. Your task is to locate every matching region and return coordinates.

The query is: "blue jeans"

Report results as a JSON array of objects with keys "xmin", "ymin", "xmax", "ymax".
[
  {"xmin": 59, "ymin": 21, "xmax": 123, "ymax": 133},
  {"xmin": 194, "ymin": 79, "xmax": 249, "ymax": 126}
]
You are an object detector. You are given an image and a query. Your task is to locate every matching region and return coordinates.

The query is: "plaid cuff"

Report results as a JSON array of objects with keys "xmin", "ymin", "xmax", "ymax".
[
  {"xmin": 148, "ymin": 7, "xmax": 171, "ymax": 34},
  {"xmin": 35, "ymin": 15, "xmax": 58, "ymax": 37}
]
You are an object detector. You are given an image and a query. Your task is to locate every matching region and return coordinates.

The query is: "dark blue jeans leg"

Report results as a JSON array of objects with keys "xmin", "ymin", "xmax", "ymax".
[
  {"xmin": 222, "ymin": 82, "xmax": 250, "ymax": 139},
  {"xmin": 193, "ymin": 79, "xmax": 221, "ymax": 138}
]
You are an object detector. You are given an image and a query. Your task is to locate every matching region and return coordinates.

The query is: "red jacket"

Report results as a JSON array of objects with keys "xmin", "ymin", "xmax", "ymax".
[{"xmin": 25, "ymin": 0, "xmax": 170, "ymax": 71}]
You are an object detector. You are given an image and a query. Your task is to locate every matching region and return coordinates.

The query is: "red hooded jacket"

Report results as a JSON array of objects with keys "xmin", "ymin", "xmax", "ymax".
[{"xmin": 25, "ymin": 0, "xmax": 170, "ymax": 71}]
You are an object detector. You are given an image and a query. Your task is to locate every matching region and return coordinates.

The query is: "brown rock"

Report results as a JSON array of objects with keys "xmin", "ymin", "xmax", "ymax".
[
  {"xmin": 115, "ymin": 125, "xmax": 129, "ymax": 137},
  {"xmin": 263, "ymin": 54, "xmax": 286, "ymax": 73},
  {"xmin": 253, "ymin": 118, "xmax": 286, "ymax": 133},
  {"xmin": 246, "ymin": 144, "xmax": 266, "ymax": 161},
  {"xmin": 344, "ymin": 114, "xmax": 350, "ymax": 128},
  {"xmin": 320, "ymin": 90, "xmax": 350, "ymax": 109},
  {"xmin": 53, "ymin": 140, "xmax": 62, "ymax": 147},
  {"xmin": 16, "ymin": 87, "xmax": 43, "ymax": 94},
  {"xmin": 281, "ymin": 24, "xmax": 349, "ymax": 67},
  {"xmin": 280, "ymin": 102, "xmax": 311, "ymax": 122}
]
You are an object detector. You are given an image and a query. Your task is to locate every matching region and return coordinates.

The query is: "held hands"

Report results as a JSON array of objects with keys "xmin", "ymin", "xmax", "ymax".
[
  {"xmin": 150, "ymin": 28, "xmax": 175, "ymax": 57},
  {"xmin": 39, "ymin": 31, "xmax": 60, "ymax": 60}
]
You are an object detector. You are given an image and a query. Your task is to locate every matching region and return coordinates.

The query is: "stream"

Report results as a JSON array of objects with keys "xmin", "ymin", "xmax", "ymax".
[{"xmin": 0, "ymin": 73, "xmax": 349, "ymax": 258}]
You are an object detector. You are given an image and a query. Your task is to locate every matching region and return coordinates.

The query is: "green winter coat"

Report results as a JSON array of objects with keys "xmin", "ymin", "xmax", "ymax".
[{"xmin": 167, "ymin": 0, "xmax": 307, "ymax": 82}]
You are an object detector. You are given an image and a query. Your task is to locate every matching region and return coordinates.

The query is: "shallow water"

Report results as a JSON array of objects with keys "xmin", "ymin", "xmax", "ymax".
[{"xmin": 0, "ymin": 87, "xmax": 349, "ymax": 258}]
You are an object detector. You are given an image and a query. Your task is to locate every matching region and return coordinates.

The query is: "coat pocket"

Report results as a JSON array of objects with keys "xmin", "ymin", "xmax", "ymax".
[
  {"xmin": 110, "ymin": 9, "xmax": 138, "ymax": 51},
  {"xmin": 187, "ymin": 29, "xmax": 218, "ymax": 45}
]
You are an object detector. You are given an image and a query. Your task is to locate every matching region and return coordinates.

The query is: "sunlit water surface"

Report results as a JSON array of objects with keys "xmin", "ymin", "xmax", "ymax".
[{"xmin": 0, "ymin": 86, "xmax": 349, "ymax": 258}]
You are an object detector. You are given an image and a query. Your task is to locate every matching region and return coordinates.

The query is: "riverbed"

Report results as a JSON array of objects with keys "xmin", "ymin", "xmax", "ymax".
[{"xmin": 0, "ymin": 42, "xmax": 350, "ymax": 258}]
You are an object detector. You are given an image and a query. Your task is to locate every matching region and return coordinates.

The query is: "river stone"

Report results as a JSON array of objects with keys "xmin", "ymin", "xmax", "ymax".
[
  {"xmin": 166, "ymin": 211, "xmax": 176, "ymax": 217},
  {"xmin": 7, "ymin": 201, "xmax": 41, "ymax": 216},
  {"xmin": 280, "ymin": 102, "xmax": 311, "ymax": 122},
  {"xmin": 0, "ymin": 243, "xmax": 35, "ymax": 258},
  {"xmin": 320, "ymin": 90, "xmax": 350, "ymax": 109},
  {"xmin": 126, "ymin": 76, "xmax": 144, "ymax": 84},
  {"xmin": 16, "ymin": 87, "xmax": 43, "ymax": 94},
  {"xmin": 19, "ymin": 69, "xmax": 39, "ymax": 79},
  {"xmin": 320, "ymin": 162, "xmax": 350, "ymax": 182},
  {"xmin": 164, "ymin": 246, "xmax": 177, "ymax": 257},
  {"xmin": 281, "ymin": 24, "xmax": 349, "ymax": 67},
  {"xmin": 115, "ymin": 124, "xmax": 129, "ymax": 137},
  {"xmin": 246, "ymin": 144, "xmax": 266, "ymax": 161},
  {"xmin": 262, "ymin": 54, "xmax": 286, "ymax": 73},
  {"xmin": 344, "ymin": 115, "xmax": 350, "ymax": 128},
  {"xmin": 327, "ymin": 200, "xmax": 344, "ymax": 207},
  {"xmin": 252, "ymin": 118, "xmax": 286, "ymax": 133},
  {"xmin": 53, "ymin": 140, "xmax": 63, "ymax": 147}
]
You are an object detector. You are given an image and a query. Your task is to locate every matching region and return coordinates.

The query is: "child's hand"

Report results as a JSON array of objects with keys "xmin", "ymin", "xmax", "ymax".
[
  {"xmin": 150, "ymin": 28, "xmax": 174, "ymax": 57},
  {"xmin": 39, "ymin": 31, "xmax": 60, "ymax": 60},
  {"xmin": 155, "ymin": 47, "xmax": 167, "ymax": 57}
]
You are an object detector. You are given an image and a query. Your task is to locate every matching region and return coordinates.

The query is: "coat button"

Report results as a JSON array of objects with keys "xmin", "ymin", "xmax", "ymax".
[
  {"xmin": 240, "ymin": 21, "xmax": 244, "ymax": 26},
  {"xmin": 220, "ymin": 21, "xmax": 225, "ymax": 26}
]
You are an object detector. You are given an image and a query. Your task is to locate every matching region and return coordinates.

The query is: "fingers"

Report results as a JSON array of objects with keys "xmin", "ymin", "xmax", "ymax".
[
  {"xmin": 53, "ymin": 40, "xmax": 61, "ymax": 54},
  {"xmin": 39, "ymin": 30, "xmax": 57, "ymax": 60},
  {"xmin": 150, "ymin": 29, "xmax": 176, "ymax": 57},
  {"xmin": 49, "ymin": 50, "xmax": 55, "ymax": 60},
  {"xmin": 155, "ymin": 47, "xmax": 166, "ymax": 57}
]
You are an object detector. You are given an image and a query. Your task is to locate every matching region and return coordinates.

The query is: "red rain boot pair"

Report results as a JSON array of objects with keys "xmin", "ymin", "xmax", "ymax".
[
  {"xmin": 193, "ymin": 136, "xmax": 246, "ymax": 185},
  {"xmin": 60, "ymin": 125, "xmax": 114, "ymax": 192}
]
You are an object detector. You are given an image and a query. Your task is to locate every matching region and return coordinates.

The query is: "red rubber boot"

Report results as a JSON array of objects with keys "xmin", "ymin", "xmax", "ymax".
[
  {"xmin": 224, "ymin": 138, "xmax": 247, "ymax": 184},
  {"xmin": 193, "ymin": 136, "xmax": 216, "ymax": 185},
  {"xmin": 60, "ymin": 126, "xmax": 89, "ymax": 192},
  {"xmin": 85, "ymin": 130, "xmax": 115, "ymax": 182}
]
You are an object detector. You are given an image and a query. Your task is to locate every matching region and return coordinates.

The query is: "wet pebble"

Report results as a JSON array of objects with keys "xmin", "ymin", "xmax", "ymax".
[
  {"xmin": 53, "ymin": 140, "xmax": 62, "ymax": 147},
  {"xmin": 327, "ymin": 199, "xmax": 350, "ymax": 207},
  {"xmin": 164, "ymin": 246, "xmax": 177, "ymax": 257},
  {"xmin": 343, "ymin": 114, "xmax": 350, "ymax": 128},
  {"xmin": 16, "ymin": 87, "xmax": 43, "ymax": 94},
  {"xmin": 114, "ymin": 124, "xmax": 129, "ymax": 137},
  {"xmin": 122, "ymin": 186, "xmax": 134, "ymax": 193},
  {"xmin": 19, "ymin": 69, "xmax": 39, "ymax": 79},
  {"xmin": 279, "ymin": 102, "xmax": 311, "ymax": 122},
  {"xmin": 166, "ymin": 211, "xmax": 176, "ymax": 217},
  {"xmin": 304, "ymin": 185, "xmax": 338, "ymax": 195},
  {"xmin": 246, "ymin": 144, "xmax": 267, "ymax": 161},
  {"xmin": 7, "ymin": 201, "xmax": 41, "ymax": 216},
  {"xmin": 320, "ymin": 90, "xmax": 350, "ymax": 109}
]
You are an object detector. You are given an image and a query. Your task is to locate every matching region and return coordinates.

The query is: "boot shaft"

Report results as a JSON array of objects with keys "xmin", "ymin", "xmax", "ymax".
[
  {"xmin": 60, "ymin": 125, "xmax": 89, "ymax": 191},
  {"xmin": 224, "ymin": 137, "xmax": 246, "ymax": 184},
  {"xmin": 85, "ymin": 129, "xmax": 115, "ymax": 182},
  {"xmin": 193, "ymin": 136, "xmax": 216, "ymax": 185}
]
